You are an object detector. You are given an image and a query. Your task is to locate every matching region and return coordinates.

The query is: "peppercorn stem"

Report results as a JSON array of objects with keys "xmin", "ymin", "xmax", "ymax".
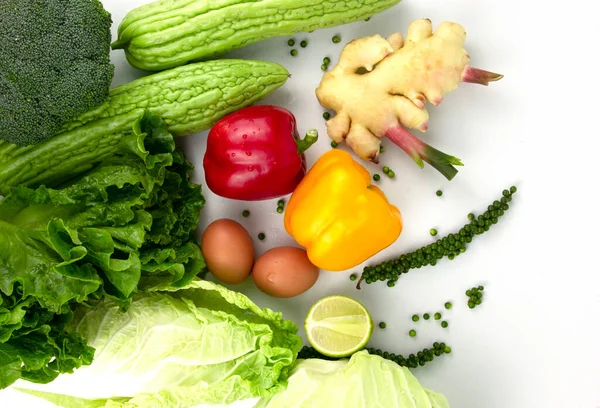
[
  {"xmin": 462, "ymin": 66, "xmax": 504, "ymax": 86},
  {"xmin": 296, "ymin": 129, "xmax": 319, "ymax": 154},
  {"xmin": 385, "ymin": 126, "xmax": 463, "ymax": 180}
]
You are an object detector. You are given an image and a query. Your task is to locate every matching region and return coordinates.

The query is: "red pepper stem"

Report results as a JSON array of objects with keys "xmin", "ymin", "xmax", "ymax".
[{"xmin": 296, "ymin": 129, "xmax": 319, "ymax": 154}]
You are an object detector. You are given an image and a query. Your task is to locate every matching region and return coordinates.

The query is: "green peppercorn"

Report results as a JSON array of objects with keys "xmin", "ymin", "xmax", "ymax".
[
  {"xmin": 478, "ymin": 285, "xmax": 484, "ymax": 291},
  {"xmin": 290, "ymin": 49, "xmax": 298, "ymax": 56},
  {"xmin": 510, "ymin": 186, "xmax": 517, "ymax": 193},
  {"xmin": 276, "ymin": 207, "xmax": 284, "ymax": 214},
  {"xmin": 332, "ymin": 35, "xmax": 341, "ymax": 43},
  {"xmin": 323, "ymin": 112, "xmax": 331, "ymax": 120},
  {"xmin": 242, "ymin": 210, "xmax": 250, "ymax": 217},
  {"xmin": 300, "ymin": 40, "xmax": 308, "ymax": 48},
  {"xmin": 468, "ymin": 301, "xmax": 475, "ymax": 309},
  {"xmin": 379, "ymin": 322, "xmax": 387, "ymax": 329},
  {"xmin": 258, "ymin": 232, "xmax": 266, "ymax": 241},
  {"xmin": 412, "ymin": 314, "xmax": 419, "ymax": 322},
  {"xmin": 475, "ymin": 298, "xmax": 482, "ymax": 305},
  {"xmin": 387, "ymin": 170, "xmax": 395, "ymax": 178},
  {"xmin": 436, "ymin": 190, "xmax": 443, "ymax": 197},
  {"xmin": 278, "ymin": 199, "xmax": 285, "ymax": 207},
  {"xmin": 353, "ymin": 186, "xmax": 518, "ymax": 289},
  {"xmin": 379, "ymin": 145, "xmax": 385, "ymax": 153},
  {"xmin": 288, "ymin": 39, "xmax": 295, "ymax": 46},
  {"xmin": 423, "ymin": 313, "xmax": 430, "ymax": 320},
  {"xmin": 373, "ymin": 173, "xmax": 381, "ymax": 182},
  {"xmin": 330, "ymin": 141, "xmax": 338, "ymax": 148},
  {"xmin": 349, "ymin": 274, "xmax": 357, "ymax": 281},
  {"xmin": 430, "ymin": 228, "xmax": 438, "ymax": 236},
  {"xmin": 323, "ymin": 57, "xmax": 331, "ymax": 65},
  {"xmin": 445, "ymin": 302, "xmax": 452, "ymax": 309},
  {"xmin": 434, "ymin": 312, "xmax": 441, "ymax": 320},
  {"xmin": 382, "ymin": 166, "xmax": 390, "ymax": 174},
  {"xmin": 321, "ymin": 64, "xmax": 328, "ymax": 71},
  {"xmin": 409, "ymin": 329, "xmax": 416, "ymax": 337}
]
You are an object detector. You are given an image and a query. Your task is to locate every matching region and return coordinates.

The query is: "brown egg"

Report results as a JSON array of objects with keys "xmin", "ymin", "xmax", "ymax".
[
  {"xmin": 252, "ymin": 246, "xmax": 319, "ymax": 298},
  {"xmin": 201, "ymin": 219, "xmax": 255, "ymax": 284}
]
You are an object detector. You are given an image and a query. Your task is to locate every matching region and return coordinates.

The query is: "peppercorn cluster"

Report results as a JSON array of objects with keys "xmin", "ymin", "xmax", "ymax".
[
  {"xmin": 357, "ymin": 186, "xmax": 517, "ymax": 288},
  {"xmin": 466, "ymin": 285, "xmax": 484, "ymax": 308},
  {"xmin": 297, "ymin": 343, "xmax": 452, "ymax": 368}
]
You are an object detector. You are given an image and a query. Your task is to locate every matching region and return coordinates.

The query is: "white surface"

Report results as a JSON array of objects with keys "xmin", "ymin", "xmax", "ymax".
[{"xmin": 2, "ymin": 0, "xmax": 600, "ymax": 407}]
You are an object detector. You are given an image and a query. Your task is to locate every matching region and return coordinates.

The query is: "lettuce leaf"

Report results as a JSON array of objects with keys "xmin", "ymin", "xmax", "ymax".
[
  {"xmin": 16, "ymin": 280, "xmax": 303, "ymax": 407},
  {"xmin": 255, "ymin": 350, "xmax": 450, "ymax": 408},
  {"xmin": 0, "ymin": 111, "xmax": 207, "ymax": 389}
]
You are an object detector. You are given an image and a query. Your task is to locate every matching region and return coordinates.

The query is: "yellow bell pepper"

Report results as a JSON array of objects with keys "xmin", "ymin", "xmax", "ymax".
[{"xmin": 283, "ymin": 149, "xmax": 403, "ymax": 271}]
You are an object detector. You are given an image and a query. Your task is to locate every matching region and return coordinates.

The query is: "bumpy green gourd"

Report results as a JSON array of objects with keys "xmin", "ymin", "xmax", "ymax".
[
  {"xmin": 0, "ymin": 59, "xmax": 289, "ymax": 194},
  {"xmin": 112, "ymin": 0, "xmax": 402, "ymax": 71}
]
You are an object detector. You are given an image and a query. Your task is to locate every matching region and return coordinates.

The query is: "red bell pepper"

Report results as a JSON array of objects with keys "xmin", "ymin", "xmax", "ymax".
[{"xmin": 203, "ymin": 105, "xmax": 318, "ymax": 201}]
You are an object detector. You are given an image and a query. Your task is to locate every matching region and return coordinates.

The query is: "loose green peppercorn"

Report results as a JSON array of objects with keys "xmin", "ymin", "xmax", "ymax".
[
  {"xmin": 379, "ymin": 145, "xmax": 385, "ymax": 153},
  {"xmin": 409, "ymin": 330, "xmax": 417, "ymax": 337},
  {"xmin": 423, "ymin": 313, "xmax": 430, "ymax": 320},
  {"xmin": 323, "ymin": 57, "xmax": 331, "ymax": 65},
  {"xmin": 468, "ymin": 301, "xmax": 475, "ymax": 309},
  {"xmin": 330, "ymin": 141, "xmax": 338, "ymax": 148},
  {"xmin": 373, "ymin": 173, "xmax": 381, "ymax": 182},
  {"xmin": 321, "ymin": 64, "xmax": 328, "ymax": 71},
  {"xmin": 430, "ymin": 228, "xmax": 438, "ymax": 236},
  {"xmin": 332, "ymin": 35, "xmax": 341, "ymax": 43},
  {"xmin": 510, "ymin": 186, "xmax": 517, "ymax": 193},
  {"xmin": 258, "ymin": 232, "xmax": 266, "ymax": 240},
  {"xmin": 445, "ymin": 302, "xmax": 452, "ymax": 309},
  {"xmin": 379, "ymin": 322, "xmax": 387, "ymax": 329},
  {"xmin": 278, "ymin": 199, "xmax": 285, "ymax": 207},
  {"xmin": 323, "ymin": 112, "xmax": 331, "ymax": 120},
  {"xmin": 288, "ymin": 39, "xmax": 295, "ymax": 46},
  {"xmin": 300, "ymin": 40, "xmax": 308, "ymax": 48},
  {"xmin": 478, "ymin": 285, "xmax": 484, "ymax": 291},
  {"xmin": 441, "ymin": 321, "xmax": 448, "ymax": 328},
  {"xmin": 436, "ymin": 190, "xmax": 443, "ymax": 197},
  {"xmin": 349, "ymin": 274, "xmax": 357, "ymax": 281},
  {"xmin": 468, "ymin": 213, "xmax": 475, "ymax": 221},
  {"xmin": 434, "ymin": 312, "xmax": 441, "ymax": 320},
  {"xmin": 412, "ymin": 314, "xmax": 419, "ymax": 322},
  {"xmin": 290, "ymin": 49, "xmax": 298, "ymax": 56},
  {"xmin": 387, "ymin": 170, "xmax": 395, "ymax": 178},
  {"xmin": 242, "ymin": 210, "xmax": 250, "ymax": 217},
  {"xmin": 382, "ymin": 166, "xmax": 390, "ymax": 174},
  {"xmin": 276, "ymin": 207, "xmax": 284, "ymax": 214}
]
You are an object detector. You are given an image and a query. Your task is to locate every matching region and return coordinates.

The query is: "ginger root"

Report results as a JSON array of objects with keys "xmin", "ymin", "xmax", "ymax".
[{"xmin": 315, "ymin": 19, "xmax": 503, "ymax": 180}]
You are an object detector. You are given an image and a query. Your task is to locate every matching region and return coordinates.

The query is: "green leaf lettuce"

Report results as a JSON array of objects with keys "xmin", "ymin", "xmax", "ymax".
[{"xmin": 0, "ymin": 111, "xmax": 206, "ymax": 388}]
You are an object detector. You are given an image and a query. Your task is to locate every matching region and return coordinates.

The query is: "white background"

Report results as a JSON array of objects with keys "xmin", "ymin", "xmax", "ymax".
[{"xmin": 2, "ymin": 0, "xmax": 600, "ymax": 407}]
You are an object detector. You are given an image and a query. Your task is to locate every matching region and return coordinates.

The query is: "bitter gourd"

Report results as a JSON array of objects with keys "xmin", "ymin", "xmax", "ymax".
[
  {"xmin": 0, "ymin": 59, "xmax": 289, "ymax": 194},
  {"xmin": 112, "ymin": 0, "xmax": 402, "ymax": 71}
]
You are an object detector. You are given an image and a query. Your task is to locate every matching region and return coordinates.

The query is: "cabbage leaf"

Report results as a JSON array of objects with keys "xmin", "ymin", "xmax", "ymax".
[
  {"xmin": 16, "ymin": 280, "xmax": 303, "ymax": 407},
  {"xmin": 255, "ymin": 350, "xmax": 450, "ymax": 408}
]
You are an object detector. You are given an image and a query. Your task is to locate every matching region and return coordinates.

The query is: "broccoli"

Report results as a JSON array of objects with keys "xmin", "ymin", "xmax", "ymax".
[{"xmin": 0, "ymin": 0, "xmax": 114, "ymax": 146}]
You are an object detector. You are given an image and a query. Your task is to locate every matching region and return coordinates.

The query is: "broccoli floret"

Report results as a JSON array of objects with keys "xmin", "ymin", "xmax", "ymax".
[{"xmin": 0, "ymin": 0, "xmax": 114, "ymax": 146}]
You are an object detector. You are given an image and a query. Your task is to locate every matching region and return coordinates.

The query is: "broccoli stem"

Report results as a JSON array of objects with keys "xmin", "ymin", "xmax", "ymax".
[
  {"xmin": 385, "ymin": 126, "xmax": 463, "ymax": 180},
  {"xmin": 462, "ymin": 66, "xmax": 504, "ymax": 86}
]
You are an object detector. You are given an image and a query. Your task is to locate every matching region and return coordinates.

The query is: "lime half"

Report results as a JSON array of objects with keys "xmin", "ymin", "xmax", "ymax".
[{"xmin": 304, "ymin": 295, "xmax": 373, "ymax": 358}]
